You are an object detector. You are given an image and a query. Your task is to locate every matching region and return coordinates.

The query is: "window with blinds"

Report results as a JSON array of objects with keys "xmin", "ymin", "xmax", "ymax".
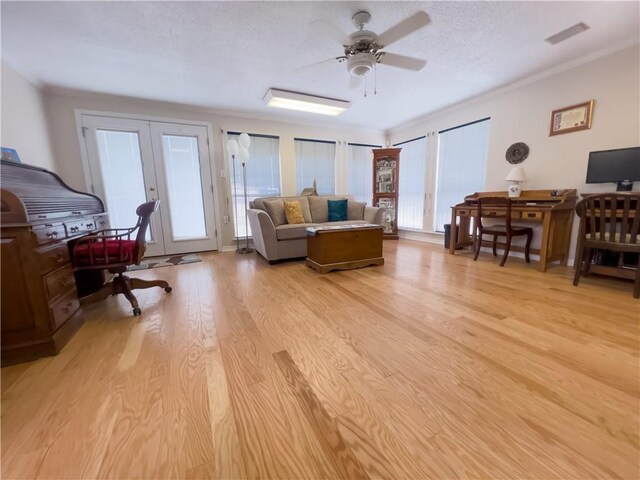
[
  {"xmin": 396, "ymin": 136, "xmax": 427, "ymax": 230},
  {"xmin": 346, "ymin": 143, "xmax": 379, "ymax": 204},
  {"xmin": 295, "ymin": 138, "xmax": 336, "ymax": 195},
  {"xmin": 434, "ymin": 118, "xmax": 490, "ymax": 232},
  {"xmin": 228, "ymin": 132, "xmax": 281, "ymax": 238}
]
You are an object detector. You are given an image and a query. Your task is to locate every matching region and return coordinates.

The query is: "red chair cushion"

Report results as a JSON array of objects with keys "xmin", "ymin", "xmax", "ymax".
[{"xmin": 73, "ymin": 239, "xmax": 136, "ymax": 266}]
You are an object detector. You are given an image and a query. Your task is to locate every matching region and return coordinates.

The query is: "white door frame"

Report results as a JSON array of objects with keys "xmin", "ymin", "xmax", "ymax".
[
  {"xmin": 75, "ymin": 109, "xmax": 222, "ymax": 251},
  {"xmin": 149, "ymin": 122, "xmax": 217, "ymax": 254},
  {"xmin": 80, "ymin": 115, "xmax": 167, "ymax": 256}
]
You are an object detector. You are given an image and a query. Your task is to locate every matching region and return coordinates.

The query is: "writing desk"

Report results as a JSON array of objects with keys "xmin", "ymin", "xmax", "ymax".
[{"xmin": 449, "ymin": 189, "xmax": 577, "ymax": 272}]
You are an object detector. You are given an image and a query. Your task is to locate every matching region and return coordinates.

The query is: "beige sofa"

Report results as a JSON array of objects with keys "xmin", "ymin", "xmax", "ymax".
[{"xmin": 247, "ymin": 195, "xmax": 383, "ymax": 263}]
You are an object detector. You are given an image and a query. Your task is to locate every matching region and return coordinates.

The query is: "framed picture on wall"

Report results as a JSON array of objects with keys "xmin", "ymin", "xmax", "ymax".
[{"xmin": 549, "ymin": 100, "xmax": 594, "ymax": 136}]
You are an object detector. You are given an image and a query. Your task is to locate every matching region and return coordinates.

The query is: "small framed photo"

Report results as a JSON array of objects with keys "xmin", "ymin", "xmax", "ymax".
[
  {"xmin": 1, "ymin": 147, "xmax": 21, "ymax": 163},
  {"xmin": 549, "ymin": 100, "xmax": 594, "ymax": 136}
]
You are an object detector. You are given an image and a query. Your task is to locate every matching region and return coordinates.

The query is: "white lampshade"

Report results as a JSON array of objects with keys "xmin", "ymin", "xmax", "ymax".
[
  {"xmin": 226, "ymin": 138, "xmax": 239, "ymax": 156},
  {"xmin": 506, "ymin": 166, "xmax": 527, "ymax": 182},
  {"xmin": 239, "ymin": 147, "xmax": 250, "ymax": 164},
  {"xmin": 238, "ymin": 132, "xmax": 251, "ymax": 149}
]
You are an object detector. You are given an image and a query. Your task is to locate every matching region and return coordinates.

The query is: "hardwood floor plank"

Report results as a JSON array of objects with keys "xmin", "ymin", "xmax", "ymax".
[{"xmin": 272, "ymin": 349, "xmax": 369, "ymax": 480}]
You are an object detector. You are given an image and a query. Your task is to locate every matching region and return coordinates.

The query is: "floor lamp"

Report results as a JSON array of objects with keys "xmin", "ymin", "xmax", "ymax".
[
  {"xmin": 237, "ymin": 133, "xmax": 253, "ymax": 254},
  {"xmin": 226, "ymin": 138, "xmax": 242, "ymax": 253}
]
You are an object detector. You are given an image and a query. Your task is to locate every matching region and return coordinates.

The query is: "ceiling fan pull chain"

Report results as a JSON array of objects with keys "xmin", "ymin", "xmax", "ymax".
[
  {"xmin": 364, "ymin": 76, "xmax": 367, "ymax": 98},
  {"xmin": 374, "ymin": 64, "xmax": 378, "ymax": 95}
]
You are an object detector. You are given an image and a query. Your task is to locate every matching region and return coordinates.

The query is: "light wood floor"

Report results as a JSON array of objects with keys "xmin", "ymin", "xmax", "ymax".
[{"xmin": 2, "ymin": 240, "xmax": 639, "ymax": 479}]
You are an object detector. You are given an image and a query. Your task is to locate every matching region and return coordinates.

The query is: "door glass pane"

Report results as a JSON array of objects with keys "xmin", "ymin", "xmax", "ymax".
[
  {"xmin": 96, "ymin": 130, "xmax": 150, "ymax": 238},
  {"xmin": 161, "ymin": 135, "xmax": 207, "ymax": 240}
]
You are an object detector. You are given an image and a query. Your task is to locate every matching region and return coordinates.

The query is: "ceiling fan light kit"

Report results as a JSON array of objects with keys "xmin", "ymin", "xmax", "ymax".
[
  {"xmin": 347, "ymin": 52, "xmax": 378, "ymax": 77},
  {"xmin": 263, "ymin": 88, "xmax": 350, "ymax": 116}
]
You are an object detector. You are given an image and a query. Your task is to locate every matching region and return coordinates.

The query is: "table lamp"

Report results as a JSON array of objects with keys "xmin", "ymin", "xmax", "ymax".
[{"xmin": 506, "ymin": 166, "xmax": 526, "ymax": 198}]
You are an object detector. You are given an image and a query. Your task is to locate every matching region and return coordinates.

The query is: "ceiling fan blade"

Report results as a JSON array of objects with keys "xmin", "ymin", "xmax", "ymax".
[
  {"xmin": 376, "ymin": 11, "xmax": 431, "ymax": 48},
  {"xmin": 294, "ymin": 57, "xmax": 338, "ymax": 73},
  {"xmin": 379, "ymin": 52, "xmax": 427, "ymax": 71},
  {"xmin": 310, "ymin": 20, "xmax": 350, "ymax": 46},
  {"xmin": 348, "ymin": 75, "xmax": 362, "ymax": 90}
]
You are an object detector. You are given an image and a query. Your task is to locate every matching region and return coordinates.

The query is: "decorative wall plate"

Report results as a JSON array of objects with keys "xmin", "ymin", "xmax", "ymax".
[{"xmin": 506, "ymin": 142, "xmax": 529, "ymax": 164}]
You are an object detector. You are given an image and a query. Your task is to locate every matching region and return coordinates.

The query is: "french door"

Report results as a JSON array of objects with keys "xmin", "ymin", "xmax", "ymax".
[{"xmin": 80, "ymin": 114, "xmax": 217, "ymax": 256}]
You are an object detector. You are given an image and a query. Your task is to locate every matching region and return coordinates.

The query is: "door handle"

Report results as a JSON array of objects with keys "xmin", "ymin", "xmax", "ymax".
[{"xmin": 149, "ymin": 187, "xmax": 156, "ymax": 191}]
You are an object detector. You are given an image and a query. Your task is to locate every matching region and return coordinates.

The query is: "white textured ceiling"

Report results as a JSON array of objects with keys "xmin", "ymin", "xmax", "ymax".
[{"xmin": 2, "ymin": 1, "xmax": 639, "ymax": 130}]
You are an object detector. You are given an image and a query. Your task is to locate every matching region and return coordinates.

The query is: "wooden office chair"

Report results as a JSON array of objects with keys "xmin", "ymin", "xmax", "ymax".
[
  {"xmin": 473, "ymin": 196, "xmax": 533, "ymax": 267},
  {"xmin": 71, "ymin": 200, "xmax": 172, "ymax": 316},
  {"xmin": 573, "ymin": 193, "xmax": 640, "ymax": 298}
]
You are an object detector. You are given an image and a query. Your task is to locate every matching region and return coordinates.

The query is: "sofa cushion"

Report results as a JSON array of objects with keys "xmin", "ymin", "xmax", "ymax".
[
  {"xmin": 328, "ymin": 199, "xmax": 348, "ymax": 221},
  {"xmin": 297, "ymin": 197, "xmax": 313, "ymax": 223},
  {"xmin": 347, "ymin": 200, "xmax": 366, "ymax": 220},
  {"xmin": 264, "ymin": 199, "xmax": 287, "ymax": 227},
  {"xmin": 284, "ymin": 200, "xmax": 305, "ymax": 224},
  {"xmin": 308, "ymin": 196, "xmax": 328, "ymax": 223},
  {"xmin": 252, "ymin": 196, "xmax": 312, "ymax": 223},
  {"xmin": 275, "ymin": 223, "xmax": 318, "ymax": 240}
]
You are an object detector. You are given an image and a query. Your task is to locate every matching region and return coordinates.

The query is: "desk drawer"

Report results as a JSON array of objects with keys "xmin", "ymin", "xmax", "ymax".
[
  {"xmin": 50, "ymin": 290, "xmax": 80, "ymax": 331},
  {"xmin": 44, "ymin": 265, "xmax": 76, "ymax": 301},
  {"xmin": 33, "ymin": 224, "xmax": 66, "ymax": 245},
  {"xmin": 36, "ymin": 243, "xmax": 70, "ymax": 273},
  {"xmin": 522, "ymin": 211, "xmax": 543, "ymax": 220},
  {"xmin": 94, "ymin": 214, "xmax": 109, "ymax": 230}
]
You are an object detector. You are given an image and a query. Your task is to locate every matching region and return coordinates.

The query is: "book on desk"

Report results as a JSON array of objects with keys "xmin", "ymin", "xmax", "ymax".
[{"xmin": 449, "ymin": 189, "xmax": 577, "ymax": 272}]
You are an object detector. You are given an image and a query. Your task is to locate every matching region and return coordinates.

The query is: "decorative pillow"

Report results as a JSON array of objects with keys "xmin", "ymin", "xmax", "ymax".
[
  {"xmin": 283, "ymin": 200, "xmax": 305, "ymax": 224},
  {"xmin": 347, "ymin": 200, "xmax": 366, "ymax": 220},
  {"xmin": 328, "ymin": 199, "xmax": 348, "ymax": 222},
  {"xmin": 264, "ymin": 199, "xmax": 287, "ymax": 227}
]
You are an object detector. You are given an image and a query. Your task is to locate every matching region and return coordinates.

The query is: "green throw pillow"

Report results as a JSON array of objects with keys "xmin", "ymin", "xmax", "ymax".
[{"xmin": 327, "ymin": 199, "xmax": 348, "ymax": 222}]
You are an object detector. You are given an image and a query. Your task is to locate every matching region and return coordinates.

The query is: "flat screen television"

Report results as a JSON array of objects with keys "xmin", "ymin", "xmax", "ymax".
[{"xmin": 586, "ymin": 146, "xmax": 640, "ymax": 191}]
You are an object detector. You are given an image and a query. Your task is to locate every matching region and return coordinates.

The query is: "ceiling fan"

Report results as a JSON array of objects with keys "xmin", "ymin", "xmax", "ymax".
[{"xmin": 304, "ymin": 10, "xmax": 431, "ymax": 87}]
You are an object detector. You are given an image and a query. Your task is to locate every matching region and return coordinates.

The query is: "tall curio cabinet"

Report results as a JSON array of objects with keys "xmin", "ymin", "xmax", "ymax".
[{"xmin": 372, "ymin": 148, "xmax": 401, "ymax": 239}]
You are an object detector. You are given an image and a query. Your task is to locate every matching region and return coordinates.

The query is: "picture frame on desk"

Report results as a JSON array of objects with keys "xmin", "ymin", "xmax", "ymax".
[{"xmin": 549, "ymin": 100, "xmax": 594, "ymax": 136}]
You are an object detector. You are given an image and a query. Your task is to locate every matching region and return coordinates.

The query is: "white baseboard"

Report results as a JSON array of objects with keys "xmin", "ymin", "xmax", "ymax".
[{"xmin": 398, "ymin": 229, "xmax": 444, "ymax": 245}]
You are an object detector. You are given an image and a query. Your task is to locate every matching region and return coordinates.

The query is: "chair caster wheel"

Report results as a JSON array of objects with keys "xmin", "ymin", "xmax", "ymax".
[
  {"xmin": 133, "ymin": 307, "xmax": 142, "ymax": 316},
  {"xmin": 164, "ymin": 287, "xmax": 172, "ymax": 293}
]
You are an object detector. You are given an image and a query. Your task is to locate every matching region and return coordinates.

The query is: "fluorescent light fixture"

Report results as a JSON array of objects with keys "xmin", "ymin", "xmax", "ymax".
[
  {"xmin": 545, "ymin": 22, "xmax": 590, "ymax": 45},
  {"xmin": 263, "ymin": 89, "xmax": 350, "ymax": 116}
]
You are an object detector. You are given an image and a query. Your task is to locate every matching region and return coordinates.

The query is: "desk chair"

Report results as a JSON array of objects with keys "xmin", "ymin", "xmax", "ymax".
[
  {"xmin": 70, "ymin": 200, "xmax": 172, "ymax": 316},
  {"xmin": 573, "ymin": 193, "xmax": 640, "ymax": 298},
  {"xmin": 473, "ymin": 197, "xmax": 533, "ymax": 267}
]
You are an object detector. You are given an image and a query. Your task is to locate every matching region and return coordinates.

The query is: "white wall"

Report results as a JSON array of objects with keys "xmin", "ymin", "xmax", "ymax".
[
  {"xmin": 1, "ymin": 62, "xmax": 57, "ymax": 171},
  {"xmin": 388, "ymin": 44, "xmax": 640, "ymax": 262},
  {"xmin": 44, "ymin": 90, "xmax": 384, "ymax": 249}
]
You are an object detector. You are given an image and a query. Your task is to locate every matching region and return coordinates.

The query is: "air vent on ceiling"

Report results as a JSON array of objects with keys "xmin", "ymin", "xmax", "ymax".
[{"xmin": 545, "ymin": 22, "xmax": 590, "ymax": 45}]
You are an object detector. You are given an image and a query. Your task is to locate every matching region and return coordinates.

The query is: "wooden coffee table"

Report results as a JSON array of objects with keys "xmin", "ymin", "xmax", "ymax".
[{"xmin": 305, "ymin": 224, "xmax": 384, "ymax": 273}]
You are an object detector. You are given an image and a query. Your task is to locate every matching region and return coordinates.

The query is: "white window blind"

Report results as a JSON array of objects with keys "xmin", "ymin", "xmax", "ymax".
[
  {"xmin": 295, "ymin": 138, "xmax": 336, "ymax": 195},
  {"xmin": 228, "ymin": 133, "xmax": 281, "ymax": 238},
  {"xmin": 435, "ymin": 118, "xmax": 490, "ymax": 232},
  {"xmin": 346, "ymin": 144, "xmax": 378, "ymax": 204},
  {"xmin": 396, "ymin": 136, "xmax": 427, "ymax": 230}
]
